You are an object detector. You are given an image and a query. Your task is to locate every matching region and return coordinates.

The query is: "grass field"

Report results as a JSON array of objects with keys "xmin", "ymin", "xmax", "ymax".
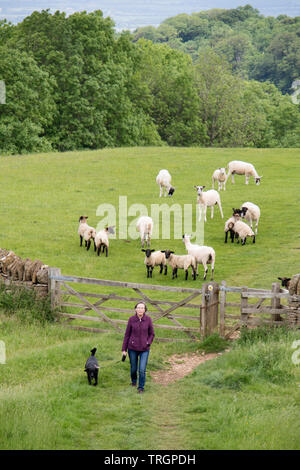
[{"xmin": 0, "ymin": 147, "xmax": 300, "ymax": 450}]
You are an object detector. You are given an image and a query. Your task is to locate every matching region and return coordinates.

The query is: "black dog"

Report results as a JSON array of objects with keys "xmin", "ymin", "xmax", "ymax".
[{"xmin": 84, "ymin": 347, "xmax": 99, "ymax": 386}]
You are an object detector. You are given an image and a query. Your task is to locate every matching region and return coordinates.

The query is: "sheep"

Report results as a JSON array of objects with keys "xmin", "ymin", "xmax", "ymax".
[
  {"xmin": 224, "ymin": 208, "xmax": 242, "ymax": 243},
  {"xmin": 228, "ymin": 212, "xmax": 255, "ymax": 245},
  {"xmin": 194, "ymin": 185, "xmax": 223, "ymax": 222},
  {"xmin": 94, "ymin": 226, "xmax": 115, "ymax": 257},
  {"xmin": 212, "ymin": 167, "xmax": 227, "ymax": 191},
  {"xmin": 161, "ymin": 249, "xmax": 196, "ymax": 280},
  {"xmin": 182, "ymin": 234, "xmax": 215, "ymax": 280},
  {"xmin": 78, "ymin": 216, "xmax": 96, "ymax": 251},
  {"xmin": 136, "ymin": 216, "xmax": 153, "ymax": 248},
  {"xmin": 225, "ymin": 161, "xmax": 262, "ymax": 185},
  {"xmin": 156, "ymin": 169, "xmax": 175, "ymax": 197},
  {"xmin": 142, "ymin": 249, "xmax": 167, "ymax": 278},
  {"xmin": 278, "ymin": 274, "xmax": 300, "ymax": 295},
  {"xmin": 240, "ymin": 202, "xmax": 260, "ymax": 235}
]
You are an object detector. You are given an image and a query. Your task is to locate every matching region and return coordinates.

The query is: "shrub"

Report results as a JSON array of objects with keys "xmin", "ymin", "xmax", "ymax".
[{"xmin": 0, "ymin": 284, "xmax": 57, "ymax": 325}]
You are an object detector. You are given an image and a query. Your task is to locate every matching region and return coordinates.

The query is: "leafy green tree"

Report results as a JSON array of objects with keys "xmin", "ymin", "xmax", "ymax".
[
  {"xmin": 0, "ymin": 46, "xmax": 55, "ymax": 154},
  {"xmin": 137, "ymin": 39, "xmax": 206, "ymax": 146}
]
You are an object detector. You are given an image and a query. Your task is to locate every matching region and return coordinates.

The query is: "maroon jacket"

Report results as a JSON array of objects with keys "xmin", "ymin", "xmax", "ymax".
[{"xmin": 122, "ymin": 314, "xmax": 155, "ymax": 352}]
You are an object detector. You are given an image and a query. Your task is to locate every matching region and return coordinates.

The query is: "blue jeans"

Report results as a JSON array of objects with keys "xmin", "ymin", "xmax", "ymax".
[{"xmin": 128, "ymin": 349, "xmax": 150, "ymax": 390}]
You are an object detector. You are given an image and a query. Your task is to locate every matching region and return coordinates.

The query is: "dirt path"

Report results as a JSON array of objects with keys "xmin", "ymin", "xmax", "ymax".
[{"xmin": 151, "ymin": 351, "xmax": 224, "ymax": 386}]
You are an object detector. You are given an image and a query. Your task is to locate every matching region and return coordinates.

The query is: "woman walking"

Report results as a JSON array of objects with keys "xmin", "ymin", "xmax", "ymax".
[{"xmin": 122, "ymin": 302, "xmax": 155, "ymax": 393}]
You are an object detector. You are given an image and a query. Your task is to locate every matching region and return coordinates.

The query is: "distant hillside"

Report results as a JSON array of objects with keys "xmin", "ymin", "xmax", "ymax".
[
  {"xmin": 0, "ymin": 1, "xmax": 299, "ymax": 30},
  {"xmin": 133, "ymin": 5, "xmax": 300, "ymax": 95}
]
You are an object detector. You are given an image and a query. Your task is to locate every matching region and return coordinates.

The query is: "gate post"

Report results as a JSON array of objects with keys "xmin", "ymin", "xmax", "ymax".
[
  {"xmin": 48, "ymin": 267, "xmax": 62, "ymax": 311},
  {"xmin": 201, "ymin": 282, "xmax": 219, "ymax": 338}
]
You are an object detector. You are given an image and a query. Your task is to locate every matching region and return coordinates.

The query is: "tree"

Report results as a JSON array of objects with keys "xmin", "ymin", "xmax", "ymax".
[{"xmin": 0, "ymin": 46, "xmax": 55, "ymax": 154}]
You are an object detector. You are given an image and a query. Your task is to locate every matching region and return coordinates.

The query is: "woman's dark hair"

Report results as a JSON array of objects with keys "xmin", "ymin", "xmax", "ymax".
[{"xmin": 134, "ymin": 302, "xmax": 147, "ymax": 312}]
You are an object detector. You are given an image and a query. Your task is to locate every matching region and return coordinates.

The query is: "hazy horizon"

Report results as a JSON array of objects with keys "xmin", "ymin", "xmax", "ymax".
[{"xmin": 0, "ymin": 1, "xmax": 299, "ymax": 30}]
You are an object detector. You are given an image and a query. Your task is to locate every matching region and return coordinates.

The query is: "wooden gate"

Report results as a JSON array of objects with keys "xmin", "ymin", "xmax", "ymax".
[
  {"xmin": 49, "ymin": 268, "xmax": 220, "ymax": 341},
  {"xmin": 219, "ymin": 281, "xmax": 295, "ymax": 338}
]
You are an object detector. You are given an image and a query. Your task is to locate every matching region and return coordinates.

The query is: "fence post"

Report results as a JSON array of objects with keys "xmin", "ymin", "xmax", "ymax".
[
  {"xmin": 201, "ymin": 282, "xmax": 219, "ymax": 338},
  {"xmin": 271, "ymin": 282, "xmax": 282, "ymax": 323},
  {"xmin": 220, "ymin": 280, "xmax": 226, "ymax": 337},
  {"xmin": 48, "ymin": 267, "xmax": 61, "ymax": 311},
  {"xmin": 241, "ymin": 287, "xmax": 248, "ymax": 328},
  {"xmin": 201, "ymin": 283, "xmax": 208, "ymax": 338}
]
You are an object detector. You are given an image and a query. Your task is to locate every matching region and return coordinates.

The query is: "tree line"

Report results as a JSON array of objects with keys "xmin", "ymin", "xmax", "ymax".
[{"xmin": 0, "ymin": 8, "xmax": 299, "ymax": 155}]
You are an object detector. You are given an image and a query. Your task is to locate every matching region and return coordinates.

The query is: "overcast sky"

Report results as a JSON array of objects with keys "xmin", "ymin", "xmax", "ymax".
[{"xmin": 0, "ymin": 1, "xmax": 299, "ymax": 30}]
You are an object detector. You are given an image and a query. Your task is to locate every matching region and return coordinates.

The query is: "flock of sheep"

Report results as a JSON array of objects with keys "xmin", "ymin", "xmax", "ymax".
[
  {"xmin": 0, "ymin": 249, "xmax": 49, "ymax": 284},
  {"xmin": 78, "ymin": 160, "xmax": 262, "ymax": 282}
]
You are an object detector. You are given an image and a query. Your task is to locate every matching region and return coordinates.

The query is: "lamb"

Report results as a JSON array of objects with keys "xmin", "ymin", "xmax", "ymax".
[
  {"xmin": 142, "ymin": 249, "xmax": 167, "ymax": 278},
  {"xmin": 212, "ymin": 167, "xmax": 227, "ymax": 191},
  {"xmin": 94, "ymin": 226, "xmax": 115, "ymax": 257},
  {"xmin": 228, "ymin": 213, "xmax": 255, "ymax": 245},
  {"xmin": 7, "ymin": 256, "xmax": 27, "ymax": 281},
  {"xmin": 240, "ymin": 202, "xmax": 260, "ymax": 235},
  {"xmin": 161, "ymin": 249, "xmax": 196, "ymax": 280},
  {"xmin": 136, "ymin": 216, "xmax": 153, "ymax": 248},
  {"xmin": 194, "ymin": 185, "xmax": 223, "ymax": 222},
  {"xmin": 78, "ymin": 216, "xmax": 96, "ymax": 251},
  {"xmin": 182, "ymin": 234, "xmax": 215, "ymax": 280},
  {"xmin": 225, "ymin": 160, "xmax": 262, "ymax": 185},
  {"xmin": 224, "ymin": 208, "xmax": 242, "ymax": 243},
  {"xmin": 35, "ymin": 265, "xmax": 49, "ymax": 284},
  {"xmin": 156, "ymin": 169, "xmax": 175, "ymax": 197}
]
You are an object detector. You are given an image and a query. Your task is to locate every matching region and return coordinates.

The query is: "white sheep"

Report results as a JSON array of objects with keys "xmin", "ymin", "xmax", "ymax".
[
  {"xmin": 162, "ymin": 249, "xmax": 196, "ymax": 280},
  {"xmin": 228, "ymin": 215, "xmax": 255, "ymax": 245},
  {"xmin": 142, "ymin": 249, "xmax": 167, "ymax": 278},
  {"xmin": 194, "ymin": 185, "xmax": 224, "ymax": 222},
  {"xmin": 226, "ymin": 160, "xmax": 262, "ymax": 185},
  {"xmin": 136, "ymin": 216, "xmax": 153, "ymax": 248},
  {"xmin": 156, "ymin": 169, "xmax": 175, "ymax": 197},
  {"xmin": 212, "ymin": 167, "xmax": 226, "ymax": 191},
  {"xmin": 240, "ymin": 202, "xmax": 260, "ymax": 234},
  {"xmin": 182, "ymin": 234, "xmax": 215, "ymax": 280},
  {"xmin": 78, "ymin": 216, "xmax": 96, "ymax": 251},
  {"xmin": 94, "ymin": 226, "xmax": 115, "ymax": 257}
]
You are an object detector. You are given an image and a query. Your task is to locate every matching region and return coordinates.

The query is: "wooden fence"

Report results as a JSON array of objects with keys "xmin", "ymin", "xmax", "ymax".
[
  {"xmin": 219, "ymin": 280, "xmax": 300, "ymax": 338},
  {"xmin": 49, "ymin": 268, "xmax": 220, "ymax": 342},
  {"xmin": 48, "ymin": 269, "xmax": 300, "ymax": 342}
]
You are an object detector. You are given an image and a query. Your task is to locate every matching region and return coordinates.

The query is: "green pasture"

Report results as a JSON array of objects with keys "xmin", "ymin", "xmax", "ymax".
[
  {"xmin": 1, "ymin": 146, "xmax": 299, "ymax": 287},
  {"xmin": 0, "ymin": 147, "xmax": 300, "ymax": 449}
]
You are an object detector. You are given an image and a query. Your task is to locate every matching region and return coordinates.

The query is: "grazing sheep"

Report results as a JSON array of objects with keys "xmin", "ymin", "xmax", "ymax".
[
  {"xmin": 182, "ymin": 234, "xmax": 215, "ymax": 280},
  {"xmin": 161, "ymin": 249, "xmax": 196, "ymax": 280},
  {"xmin": 94, "ymin": 226, "xmax": 115, "ymax": 257},
  {"xmin": 136, "ymin": 216, "xmax": 153, "ymax": 248},
  {"xmin": 78, "ymin": 216, "xmax": 96, "ymax": 251},
  {"xmin": 226, "ymin": 161, "xmax": 262, "ymax": 185},
  {"xmin": 212, "ymin": 168, "xmax": 227, "ymax": 191},
  {"xmin": 142, "ymin": 249, "xmax": 167, "ymax": 278},
  {"xmin": 194, "ymin": 185, "xmax": 224, "ymax": 222},
  {"xmin": 228, "ymin": 212, "xmax": 255, "ymax": 245},
  {"xmin": 156, "ymin": 169, "xmax": 175, "ymax": 197},
  {"xmin": 240, "ymin": 202, "xmax": 260, "ymax": 234}
]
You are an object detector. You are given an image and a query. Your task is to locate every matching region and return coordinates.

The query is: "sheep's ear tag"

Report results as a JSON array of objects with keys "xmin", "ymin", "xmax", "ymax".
[{"xmin": 208, "ymin": 284, "xmax": 213, "ymax": 292}]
